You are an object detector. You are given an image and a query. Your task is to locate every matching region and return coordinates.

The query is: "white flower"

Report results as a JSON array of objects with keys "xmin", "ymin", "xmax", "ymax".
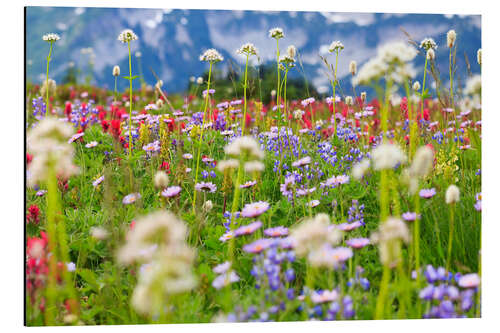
[
  {"xmin": 445, "ymin": 184, "xmax": 460, "ymax": 204},
  {"xmin": 420, "ymin": 37, "xmax": 437, "ymax": 50},
  {"xmin": 91, "ymin": 227, "xmax": 109, "ymax": 240},
  {"xmin": 413, "ymin": 81, "xmax": 421, "ymax": 91},
  {"xmin": 268, "ymin": 27, "xmax": 284, "ymax": 39},
  {"xmin": 345, "ymin": 96, "xmax": 353, "ymax": 106},
  {"xmin": 199, "ymin": 48, "xmax": 224, "ymax": 63},
  {"xmin": 426, "ymin": 49, "xmax": 435, "ymax": 60},
  {"xmin": 447, "ymin": 30, "xmax": 457, "ymax": 48},
  {"xmin": 371, "ymin": 143, "xmax": 407, "ymax": 170},
  {"xmin": 224, "ymin": 136, "xmax": 264, "ymax": 160},
  {"xmin": 27, "ymin": 118, "xmax": 79, "ymax": 186},
  {"xmin": 196, "ymin": 77, "xmax": 203, "ymax": 85},
  {"xmin": 328, "ymin": 41, "xmax": 344, "ymax": 53},
  {"xmin": 293, "ymin": 109, "xmax": 305, "ymax": 119},
  {"xmin": 40, "ymin": 79, "xmax": 57, "ymax": 97},
  {"xmin": 244, "ymin": 161, "xmax": 265, "ymax": 173},
  {"xmin": 112, "ymin": 65, "xmax": 120, "ymax": 77},
  {"xmin": 464, "ymin": 74, "xmax": 481, "ymax": 96},
  {"xmin": 236, "ymin": 42, "xmax": 258, "ymax": 56},
  {"xmin": 42, "ymin": 33, "xmax": 60, "ymax": 42},
  {"xmin": 370, "ymin": 217, "xmax": 409, "ymax": 267},
  {"xmin": 352, "ymin": 159, "xmax": 370, "ymax": 180},
  {"xmin": 287, "ymin": 45, "xmax": 297, "ymax": 58},
  {"xmin": 349, "ymin": 60, "xmax": 357, "ymax": 76},
  {"xmin": 477, "ymin": 49, "xmax": 482, "ymax": 65},
  {"xmin": 203, "ymin": 200, "xmax": 213, "ymax": 212},
  {"xmin": 409, "ymin": 146, "xmax": 434, "ymax": 178},
  {"xmin": 154, "ymin": 171, "xmax": 169, "ymax": 189},
  {"xmin": 117, "ymin": 29, "xmax": 138, "ymax": 43},
  {"xmin": 290, "ymin": 213, "xmax": 342, "ymax": 257},
  {"xmin": 217, "ymin": 159, "xmax": 239, "ymax": 172}
]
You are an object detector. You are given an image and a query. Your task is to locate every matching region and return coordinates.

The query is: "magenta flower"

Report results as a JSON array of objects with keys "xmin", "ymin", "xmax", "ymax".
[
  {"xmin": 234, "ymin": 221, "xmax": 262, "ymax": 237},
  {"xmin": 346, "ymin": 237, "xmax": 370, "ymax": 249},
  {"xmin": 458, "ymin": 273, "xmax": 480, "ymax": 288},
  {"xmin": 240, "ymin": 180, "xmax": 257, "ymax": 188},
  {"xmin": 264, "ymin": 226, "xmax": 289, "ymax": 238},
  {"xmin": 240, "ymin": 201, "xmax": 270, "ymax": 218},
  {"xmin": 419, "ymin": 188, "xmax": 436, "ymax": 199},
  {"xmin": 161, "ymin": 186, "xmax": 182, "ymax": 198},
  {"xmin": 337, "ymin": 221, "xmax": 363, "ymax": 231},
  {"xmin": 402, "ymin": 211, "xmax": 418, "ymax": 222},
  {"xmin": 195, "ymin": 182, "xmax": 217, "ymax": 193},
  {"xmin": 242, "ymin": 238, "xmax": 273, "ymax": 254},
  {"xmin": 122, "ymin": 192, "xmax": 141, "ymax": 205}
]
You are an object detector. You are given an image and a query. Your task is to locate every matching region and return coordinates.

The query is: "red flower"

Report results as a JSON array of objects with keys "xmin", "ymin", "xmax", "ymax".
[
  {"xmin": 64, "ymin": 102, "xmax": 72, "ymax": 120},
  {"xmin": 27, "ymin": 204, "xmax": 40, "ymax": 224},
  {"xmin": 27, "ymin": 153, "xmax": 33, "ymax": 165}
]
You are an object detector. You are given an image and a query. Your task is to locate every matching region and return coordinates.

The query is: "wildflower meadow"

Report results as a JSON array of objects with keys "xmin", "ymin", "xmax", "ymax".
[{"xmin": 25, "ymin": 10, "xmax": 482, "ymax": 326}]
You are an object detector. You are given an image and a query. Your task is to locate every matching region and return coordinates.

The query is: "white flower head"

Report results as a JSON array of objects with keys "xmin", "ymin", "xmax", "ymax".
[
  {"xmin": 352, "ymin": 159, "xmax": 370, "ymax": 180},
  {"xmin": 409, "ymin": 146, "xmax": 434, "ymax": 178},
  {"xmin": 224, "ymin": 136, "xmax": 264, "ymax": 160},
  {"xmin": 43, "ymin": 33, "xmax": 60, "ymax": 42},
  {"xmin": 113, "ymin": 65, "xmax": 120, "ymax": 77},
  {"xmin": 287, "ymin": 45, "xmax": 297, "ymax": 58},
  {"xmin": 236, "ymin": 42, "xmax": 258, "ymax": 56},
  {"xmin": 349, "ymin": 60, "xmax": 357, "ymax": 76},
  {"xmin": 445, "ymin": 184, "xmax": 460, "ymax": 204},
  {"xmin": 477, "ymin": 48, "xmax": 482, "ymax": 65},
  {"xmin": 413, "ymin": 81, "xmax": 421, "ymax": 91},
  {"xmin": 269, "ymin": 27, "xmax": 284, "ymax": 39},
  {"xmin": 447, "ymin": 30, "xmax": 457, "ymax": 48},
  {"xmin": 426, "ymin": 49, "xmax": 435, "ymax": 60},
  {"xmin": 200, "ymin": 48, "xmax": 224, "ymax": 63},
  {"xmin": 371, "ymin": 143, "xmax": 407, "ymax": 170},
  {"xmin": 420, "ymin": 37, "xmax": 437, "ymax": 50},
  {"xmin": 154, "ymin": 171, "xmax": 169, "ymax": 189},
  {"xmin": 118, "ymin": 29, "xmax": 138, "ymax": 43},
  {"xmin": 328, "ymin": 41, "xmax": 344, "ymax": 53}
]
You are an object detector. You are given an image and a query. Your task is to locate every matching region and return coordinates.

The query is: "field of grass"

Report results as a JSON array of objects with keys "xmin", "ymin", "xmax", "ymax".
[{"xmin": 25, "ymin": 28, "xmax": 481, "ymax": 325}]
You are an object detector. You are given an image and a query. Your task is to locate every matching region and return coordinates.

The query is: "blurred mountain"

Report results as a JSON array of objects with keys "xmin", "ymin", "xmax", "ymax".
[{"xmin": 26, "ymin": 7, "xmax": 481, "ymax": 95}]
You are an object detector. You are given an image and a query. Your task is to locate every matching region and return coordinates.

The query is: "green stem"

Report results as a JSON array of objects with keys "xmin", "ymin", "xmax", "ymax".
[
  {"xmin": 446, "ymin": 204, "xmax": 455, "ymax": 271},
  {"xmin": 242, "ymin": 54, "xmax": 249, "ymax": 134},
  {"xmin": 45, "ymin": 42, "xmax": 53, "ymax": 111},
  {"xmin": 192, "ymin": 62, "xmax": 213, "ymax": 214},
  {"xmin": 375, "ymin": 265, "xmax": 390, "ymax": 319}
]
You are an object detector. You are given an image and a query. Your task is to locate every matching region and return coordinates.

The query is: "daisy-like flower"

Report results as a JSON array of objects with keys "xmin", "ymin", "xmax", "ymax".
[
  {"xmin": 219, "ymin": 231, "xmax": 234, "ymax": 242},
  {"xmin": 85, "ymin": 141, "xmax": 98, "ymax": 148},
  {"xmin": 346, "ymin": 237, "xmax": 370, "ymax": 249},
  {"xmin": 36, "ymin": 190, "xmax": 47, "ymax": 197},
  {"xmin": 419, "ymin": 188, "xmax": 436, "ymax": 199},
  {"xmin": 240, "ymin": 180, "xmax": 257, "ymax": 189},
  {"xmin": 336, "ymin": 221, "xmax": 363, "ymax": 232},
  {"xmin": 240, "ymin": 201, "xmax": 270, "ymax": 218},
  {"xmin": 458, "ymin": 273, "xmax": 480, "ymax": 288},
  {"xmin": 371, "ymin": 143, "xmax": 407, "ymax": 170},
  {"xmin": 92, "ymin": 175, "xmax": 105, "ymax": 187},
  {"xmin": 264, "ymin": 226, "xmax": 289, "ymax": 238},
  {"xmin": 236, "ymin": 42, "xmax": 258, "ymax": 56},
  {"xmin": 280, "ymin": 175, "xmax": 295, "ymax": 197},
  {"xmin": 195, "ymin": 182, "xmax": 217, "ymax": 193},
  {"xmin": 161, "ymin": 186, "xmax": 182, "ymax": 198},
  {"xmin": 117, "ymin": 29, "xmax": 138, "ymax": 43},
  {"xmin": 242, "ymin": 238, "xmax": 274, "ymax": 254},
  {"xmin": 43, "ymin": 33, "xmax": 60, "ymax": 42},
  {"xmin": 311, "ymin": 290, "xmax": 339, "ymax": 304},
  {"xmin": 269, "ymin": 27, "xmax": 284, "ymax": 39},
  {"xmin": 182, "ymin": 153, "xmax": 193, "ymax": 159},
  {"xmin": 68, "ymin": 132, "xmax": 85, "ymax": 143},
  {"xmin": 123, "ymin": 192, "xmax": 141, "ymax": 205},
  {"xmin": 402, "ymin": 211, "xmax": 418, "ymax": 222},
  {"xmin": 200, "ymin": 48, "xmax": 224, "ymax": 63},
  {"xmin": 234, "ymin": 221, "xmax": 263, "ymax": 237},
  {"xmin": 213, "ymin": 261, "xmax": 231, "ymax": 274},
  {"xmin": 292, "ymin": 156, "xmax": 311, "ymax": 167},
  {"xmin": 328, "ymin": 41, "xmax": 344, "ymax": 53},
  {"xmin": 419, "ymin": 37, "xmax": 437, "ymax": 50},
  {"xmin": 307, "ymin": 200, "xmax": 320, "ymax": 208},
  {"xmin": 212, "ymin": 271, "xmax": 240, "ymax": 289}
]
